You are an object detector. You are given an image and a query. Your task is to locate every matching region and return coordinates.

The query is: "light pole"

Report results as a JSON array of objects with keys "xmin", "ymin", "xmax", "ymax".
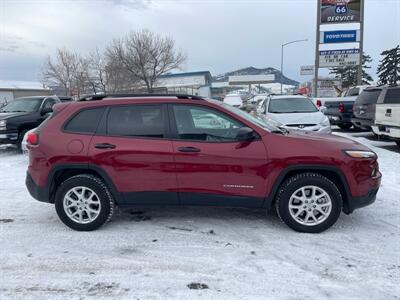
[{"xmin": 280, "ymin": 39, "xmax": 308, "ymax": 94}]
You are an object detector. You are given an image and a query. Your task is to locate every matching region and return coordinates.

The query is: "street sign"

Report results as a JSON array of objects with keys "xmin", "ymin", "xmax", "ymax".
[
  {"xmin": 300, "ymin": 65, "xmax": 314, "ymax": 75},
  {"xmin": 320, "ymin": 30, "xmax": 360, "ymax": 44},
  {"xmin": 320, "ymin": 0, "xmax": 361, "ymax": 24},
  {"xmin": 319, "ymin": 49, "xmax": 361, "ymax": 68},
  {"xmin": 317, "ymin": 79, "xmax": 341, "ymax": 97}
]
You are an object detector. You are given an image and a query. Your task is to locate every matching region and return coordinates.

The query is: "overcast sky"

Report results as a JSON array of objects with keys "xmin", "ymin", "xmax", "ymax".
[{"xmin": 0, "ymin": 0, "xmax": 399, "ymax": 83}]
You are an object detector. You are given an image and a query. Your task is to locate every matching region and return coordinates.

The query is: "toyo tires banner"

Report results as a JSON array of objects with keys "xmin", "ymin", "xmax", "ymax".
[{"xmin": 320, "ymin": 0, "xmax": 361, "ymax": 24}]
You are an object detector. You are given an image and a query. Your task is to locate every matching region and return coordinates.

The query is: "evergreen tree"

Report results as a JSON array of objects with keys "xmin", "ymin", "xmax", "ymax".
[
  {"xmin": 377, "ymin": 45, "xmax": 400, "ymax": 86},
  {"xmin": 329, "ymin": 53, "xmax": 373, "ymax": 89}
]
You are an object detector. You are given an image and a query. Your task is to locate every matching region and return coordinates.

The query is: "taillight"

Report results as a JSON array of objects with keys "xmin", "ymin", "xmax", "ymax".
[
  {"xmin": 338, "ymin": 102, "xmax": 345, "ymax": 113},
  {"xmin": 27, "ymin": 132, "xmax": 39, "ymax": 146},
  {"xmin": 316, "ymin": 99, "xmax": 322, "ymax": 108}
]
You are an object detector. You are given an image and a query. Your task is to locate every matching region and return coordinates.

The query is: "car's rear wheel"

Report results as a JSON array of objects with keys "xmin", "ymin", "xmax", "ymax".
[
  {"xmin": 275, "ymin": 173, "xmax": 342, "ymax": 233},
  {"xmin": 55, "ymin": 174, "xmax": 114, "ymax": 231}
]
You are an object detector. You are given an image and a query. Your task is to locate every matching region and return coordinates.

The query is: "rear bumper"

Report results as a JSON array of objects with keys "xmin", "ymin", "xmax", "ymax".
[
  {"xmin": 26, "ymin": 172, "xmax": 51, "ymax": 203},
  {"xmin": 326, "ymin": 113, "xmax": 352, "ymax": 125},
  {"xmin": 352, "ymin": 117, "xmax": 373, "ymax": 129},
  {"xmin": 372, "ymin": 125, "xmax": 400, "ymax": 139}
]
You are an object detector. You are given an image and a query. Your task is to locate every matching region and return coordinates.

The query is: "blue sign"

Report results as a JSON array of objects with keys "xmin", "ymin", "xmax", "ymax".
[{"xmin": 323, "ymin": 30, "xmax": 358, "ymax": 43}]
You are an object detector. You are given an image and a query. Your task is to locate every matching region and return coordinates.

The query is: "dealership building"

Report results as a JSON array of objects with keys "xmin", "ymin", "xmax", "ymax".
[
  {"xmin": 155, "ymin": 71, "xmax": 212, "ymax": 97},
  {"xmin": 0, "ymin": 80, "xmax": 50, "ymax": 105}
]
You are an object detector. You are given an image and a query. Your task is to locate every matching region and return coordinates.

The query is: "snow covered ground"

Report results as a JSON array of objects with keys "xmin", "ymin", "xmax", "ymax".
[{"xmin": 0, "ymin": 130, "xmax": 399, "ymax": 300}]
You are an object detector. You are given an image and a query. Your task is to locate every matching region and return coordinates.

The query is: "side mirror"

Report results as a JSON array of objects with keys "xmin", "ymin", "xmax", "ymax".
[
  {"xmin": 236, "ymin": 127, "xmax": 256, "ymax": 142},
  {"xmin": 41, "ymin": 107, "xmax": 53, "ymax": 115},
  {"xmin": 319, "ymin": 106, "xmax": 327, "ymax": 114}
]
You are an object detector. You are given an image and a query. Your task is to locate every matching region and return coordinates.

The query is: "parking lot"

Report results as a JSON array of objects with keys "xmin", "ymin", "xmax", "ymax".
[{"xmin": 0, "ymin": 129, "xmax": 399, "ymax": 300}]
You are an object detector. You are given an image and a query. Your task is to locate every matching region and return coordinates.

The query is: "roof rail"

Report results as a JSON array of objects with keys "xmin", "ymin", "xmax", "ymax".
[{"xmin": 78, "ymin": 93, "xmax": 204, "ymax": 101}]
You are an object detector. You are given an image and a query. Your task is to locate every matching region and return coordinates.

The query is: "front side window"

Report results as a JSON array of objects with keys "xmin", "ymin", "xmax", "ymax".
[
  {"xmin": 107, "ymin": 105, "xmax": 164, "ymax": 138},
  {"xmin": 42, "ymin": 98, "xmax": 57, "ymax": 111},
  {"xmin": 173, "ymin": 105, "xmax": 243, "ymax": 142}
]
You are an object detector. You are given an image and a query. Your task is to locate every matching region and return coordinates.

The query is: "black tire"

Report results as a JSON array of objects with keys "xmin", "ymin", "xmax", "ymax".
[
  {"xmin": 338, "ymin": 123, "xmax": 352, "ymax": 130},
  {"xmin": 275, "ymin": 173, "xmax": 342, "ymax": 233},
  {"xmin": 396, "ymin": 140, "xmax": 400, "ymax": 148},
  {"xmin": 55, "ymin": 174, "xmax": 115, "ymax": 231}
]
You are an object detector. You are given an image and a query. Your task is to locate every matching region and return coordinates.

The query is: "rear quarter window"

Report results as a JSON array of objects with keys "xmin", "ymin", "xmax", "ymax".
[
  {"xmin": 64, "ymin": 107, "xmax": 105, "ymax": 134},
  {"xmin": 383, "ymin": 88, "xmax": 400, "ymax": 104}
]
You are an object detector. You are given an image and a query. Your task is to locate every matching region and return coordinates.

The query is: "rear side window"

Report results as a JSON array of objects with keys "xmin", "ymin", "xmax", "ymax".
[
  {"xmin": 107, "ymin": 105, "xmax": 164, "ymax": 138},
  {"xmin": 64, "ymin": 107, "xmax": 105, "ymax": 134},
  {"xmin": 346, "ymin": 87, "xmax": 359, "ymax": 96},
  {"xmin": 384, "ymin": 88, "xmax": 400, "ymax": 104},
  {"xmin": 356, "ymin": 90, "xmax": 382, "ymax": 104}
]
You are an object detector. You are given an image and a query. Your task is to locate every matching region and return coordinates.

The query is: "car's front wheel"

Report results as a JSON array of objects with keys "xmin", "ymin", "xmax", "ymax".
[
  {"xmin": 275, "ymin": 173, "xmax": 342, "ymax": 233},
  {"xmin": 55, "ymin": 174, "xmax": 114, "ymax": 231}
]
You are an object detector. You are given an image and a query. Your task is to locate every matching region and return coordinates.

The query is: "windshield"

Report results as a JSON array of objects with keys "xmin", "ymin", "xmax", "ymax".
[
  {"xmin": 268, "ymin": 97, "xmax": 318, "ymax": 113},
  {"xmin": 0, "ymin": 98, "xmax": 43, "ymax": 113},
  {"xmin": 213, "ymin": 100, "xmax": 281, "ymax": 132}
]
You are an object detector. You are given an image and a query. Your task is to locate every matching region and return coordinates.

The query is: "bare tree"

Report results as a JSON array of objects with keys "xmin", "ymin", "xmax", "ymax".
[
  {"xmin": 107, "ymin": 29, "xmax": 186, "ymax": 93},
  {"xmin": 41, "ymin": 48, "xmax": 78, "ymax": 95}
]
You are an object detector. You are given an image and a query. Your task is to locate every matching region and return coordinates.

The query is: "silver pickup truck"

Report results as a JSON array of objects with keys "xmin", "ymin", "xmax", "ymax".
[{"xmin": 371, "ymin": 86, "xmax": 400, "ymax": 148}]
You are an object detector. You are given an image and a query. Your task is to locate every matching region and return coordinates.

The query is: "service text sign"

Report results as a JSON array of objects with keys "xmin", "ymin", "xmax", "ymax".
[
  {"xmin": 319, "ymin": 49, "xmax": 360, "ymax": 67},
  {"xmin": 320, "ymin": 0, "xmax": 361, "ymax": 24}
]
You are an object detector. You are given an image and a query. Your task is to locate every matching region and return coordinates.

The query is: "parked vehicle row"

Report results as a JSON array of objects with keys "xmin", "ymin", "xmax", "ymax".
[
  {"xmin": 314, "ymin": 85, "xmax": 367, "ymax": 130},
  {"xmin": 25, "ymin": 94, "xmax": 381, "ymax": 233}
]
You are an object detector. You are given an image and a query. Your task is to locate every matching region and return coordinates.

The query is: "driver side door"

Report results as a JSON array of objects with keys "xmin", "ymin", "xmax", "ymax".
[{"xmin": 170, "ymin": 104, "xmax": 269, "ymax": 207}]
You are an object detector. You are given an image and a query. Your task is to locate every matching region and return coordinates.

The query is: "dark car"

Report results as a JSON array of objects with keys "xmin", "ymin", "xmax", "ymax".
[
  {"xmin": 58, "ymin": 96, "xmax": 74, "ymax": 102},
  {"xmin": 25, "ymin": 94, "xmax": 381, "ymax": 233},
  {"xmin": 352, "ymin": 87, "xmax": 382, "ymax": 130},
  {"xmin": 0, "ymin": 96, "xmax": 60, "ymax": 148}
]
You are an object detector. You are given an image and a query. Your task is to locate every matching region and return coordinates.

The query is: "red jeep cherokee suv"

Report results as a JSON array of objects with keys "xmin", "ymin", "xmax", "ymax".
[{"xmin": 25, "ymin": 94, "xmax": 381, "ymax": 233}]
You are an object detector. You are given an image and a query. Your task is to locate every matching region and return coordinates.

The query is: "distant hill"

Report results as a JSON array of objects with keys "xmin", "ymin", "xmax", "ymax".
[{"xmin": 213, "ymin": 66, "xmax": 299, "ymax": 86}]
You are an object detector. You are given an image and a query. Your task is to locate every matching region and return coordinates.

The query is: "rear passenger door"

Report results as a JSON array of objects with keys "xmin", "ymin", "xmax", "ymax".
[{"xmin": 88, "ymin": 104, "xmax": 178, "ymax": 205}]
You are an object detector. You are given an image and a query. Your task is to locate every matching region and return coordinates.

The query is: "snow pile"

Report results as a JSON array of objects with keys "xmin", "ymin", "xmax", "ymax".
[{"xmin": 0, "ymin": 131, "xmax": 399, "ymax": 299}]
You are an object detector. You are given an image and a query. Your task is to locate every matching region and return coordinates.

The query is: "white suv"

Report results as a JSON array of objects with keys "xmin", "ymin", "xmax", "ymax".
[{"xmin": 257, "ymin": 95, "xmax": 331, "ymax": 133}]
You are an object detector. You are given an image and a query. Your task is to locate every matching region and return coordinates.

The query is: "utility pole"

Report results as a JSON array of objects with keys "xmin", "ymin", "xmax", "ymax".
[
  {"xmin": 280, "ymin": 39, "xmax": 308, "ymax": 94},
  {"xmin": 357, "ymin": 0, "xmax": 365, "ymax": 85},
  {"xmin": 313, "ymin": 0, "xmax": 321, "ymax": 97}
]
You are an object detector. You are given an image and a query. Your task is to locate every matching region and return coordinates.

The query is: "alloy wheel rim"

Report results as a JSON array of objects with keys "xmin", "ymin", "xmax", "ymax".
[
  {"xmin": 63, "ymin": 186, "xmax": 101, "ymax": 224},
  {"xmin": 288, "ymin": 185, "xmax": 332, "ymax": 226}
]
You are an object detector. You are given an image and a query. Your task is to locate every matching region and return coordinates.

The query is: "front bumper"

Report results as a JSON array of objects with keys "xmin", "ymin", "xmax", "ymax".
[
  {"xmin": 344, "ymin": 171, "xmax": 382, "ymax": 214},
  {"xmin": 26, "ymin": 172, "xmax": 51, "ymax": 203},
  {"xmin": 0, "ymin": 131, "xmax": 18, "ymax": 144}
]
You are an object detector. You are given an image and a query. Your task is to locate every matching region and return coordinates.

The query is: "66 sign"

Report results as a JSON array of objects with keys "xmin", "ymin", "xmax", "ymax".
[
  {"xmin": 319, "ymin": 49, "xmax": 361, "ymax": 68},
  {"xmin": 335, "ymin": 3, "xmax": 347, "ymax": 14}
]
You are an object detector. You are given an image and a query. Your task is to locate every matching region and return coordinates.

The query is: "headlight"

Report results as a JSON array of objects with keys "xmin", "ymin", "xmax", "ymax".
[
  {"xmin": 344, "ymin": 150, "xmax": 377, "ymax": 159},
  {"xmin": 0, "ymin": 119, "xmax": 6, "ymax": 130},
  {"xmin": 321, "ymin": 117, "xmax": 330, "ymax": 127}
]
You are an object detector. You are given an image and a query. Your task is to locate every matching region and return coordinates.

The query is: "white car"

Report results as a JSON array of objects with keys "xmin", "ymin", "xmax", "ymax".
[
  {"xmin": 223, "ymin": 94, "xmax": 243, "ymax": 108},
  {"xmin": 257, "ymin": 95, "xmax": 331, "ymax": 134}
]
